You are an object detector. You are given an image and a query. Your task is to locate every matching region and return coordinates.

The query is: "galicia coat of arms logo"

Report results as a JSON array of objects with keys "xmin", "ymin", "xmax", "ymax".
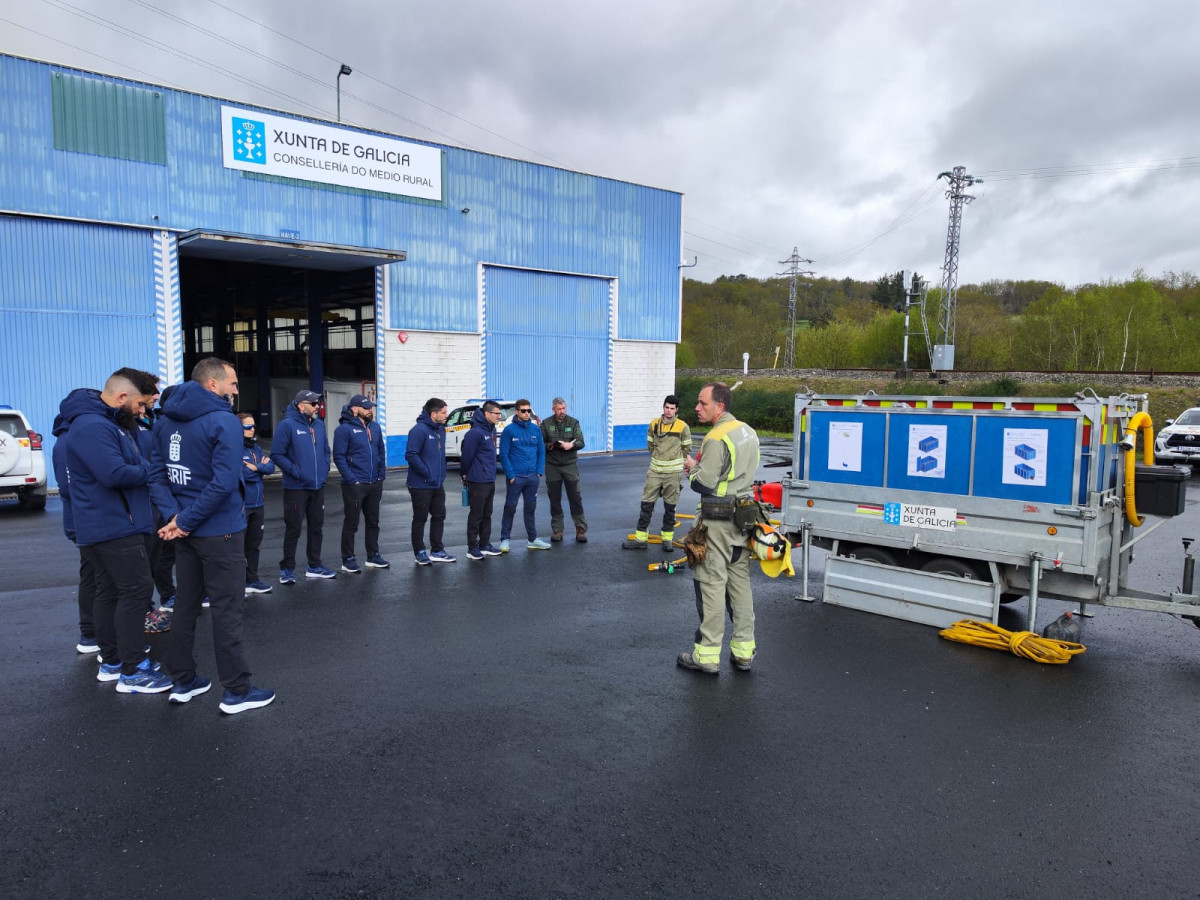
[{"xmin": 231, "ymin": 117, "xmax": 267, "ymax": 165}]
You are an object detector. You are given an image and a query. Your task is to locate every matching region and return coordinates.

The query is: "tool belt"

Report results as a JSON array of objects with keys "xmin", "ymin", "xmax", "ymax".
[{"xmin": 700, "ymin": 495, "xmax": 763, "ymax": 531}]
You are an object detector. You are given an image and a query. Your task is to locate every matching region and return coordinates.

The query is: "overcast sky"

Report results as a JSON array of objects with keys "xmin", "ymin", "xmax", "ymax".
[{"xmin": 4, "ymin": 0, "xmax": 1198, "ymax": 287}]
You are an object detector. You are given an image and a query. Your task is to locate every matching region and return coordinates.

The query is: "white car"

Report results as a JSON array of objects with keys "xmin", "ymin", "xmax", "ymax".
[
  {"xmin": 0, "ymin": 406, "xmax": 48, "ymax": 510},
  {"xmin": 1154, "ymin": 407, "xmax": 1200, "ymax": 466},
  {"xmin": 444, "ymin": 400, "xmax": 538, "ymax": 463}
]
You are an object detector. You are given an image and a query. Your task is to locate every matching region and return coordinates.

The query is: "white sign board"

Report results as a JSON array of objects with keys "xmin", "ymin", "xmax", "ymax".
[
  {"xmin": 884, "ymin": 502, "xmax": 958, "ymax": 531},
  {"xmin": 221, "ymin": 106, "xmax": 443, "ymax": 201},
  {"xmin": 1001, "ymin": 427, "xmax": 1048, "ymax": 487},
  {"xmin": 828, "ymin": 420, "xmax": 863, "ymax": 472},
  {"xmin": 906, "ymin": 423, "xmax": 947, "ymax": 479}
]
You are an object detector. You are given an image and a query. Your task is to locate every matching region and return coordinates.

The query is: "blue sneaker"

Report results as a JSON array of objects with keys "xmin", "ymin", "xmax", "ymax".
[
  {"xmin": 168, "ymin": 675, "xmax": 212, "ymax": 704},
  {"xmin": 341, "ymin": 557, "xmax": 362, "ymax": 574},
  {"xmin": 429, "ymin": 549, "xmax": 457, "ymax": 564},
  {"xmin": 279, "ymin": 568, "xmax": 296, "ymax": 585},
  {"xmin": 219, "ymin": 685, "xmax": 276, "ymax": 714},
  {"xmin": 245, "ymin": 580, "xmax": 273, "ymax": 594},
  {"xmin": 96, "ymin": 661, "xmax": 122, "ymax": 682},
  {"xmin": 115, "ymin": 657, "xmax": 172, "ymax": 694},
  {"xmin": 76, "ymin": 635, "xmax": 100, "ymax": 654},
  {"xmin": 499, "ymin": 539, "xmax": 510, "ymax": 554},
  {"xmin": 466, "ymin": 546, "xmax": 484, "ymax": 561},
  {"xmin": 306, "ymin": 565, "xmax": 337, "ymax": 579},
  {"xmin": 414, "ymin": 550, "xmax": 431, "ymax": 566},
  {"xmin": 364, "ymin": 553, "xmax": 390, "ymax": 569},
  {"xmin": 481, "ymin": 543, "xmax": 503, "ymax": 556},
  {"xmin": 527, "ymin": 538, "xmax": 552, "ymax": 550},
  {"xmin": 161, "ymin": 595, "xmax": 175, "ymax": 610}
]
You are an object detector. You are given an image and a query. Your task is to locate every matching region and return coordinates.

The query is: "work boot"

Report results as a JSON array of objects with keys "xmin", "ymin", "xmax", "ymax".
[
  {"xmin": 622, "ymin": 538, "xmax": 648, "ymax": 550},
  {"xmin": 676, "ymin": 651, "xmax": 719, "ymax": 675},
  {"xmin": 576, "ymin": 527, "xmax": 587, "ymax": 543},
  {"xmin": 730, "ymin": 653, "xmax": 753, "ymax": 672},
  {"xmin": 551, "ymin": 532, "xmax": 563, "ymax": 542}
]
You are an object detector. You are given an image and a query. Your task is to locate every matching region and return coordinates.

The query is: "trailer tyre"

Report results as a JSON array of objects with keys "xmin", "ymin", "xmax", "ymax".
[
  {"xmin": 845, "ymin": 545, "xmax": 899, "ymax": 567},
  {"xmin": 920, "ymin": 557, "xmax": 982, "ymax": 580}
]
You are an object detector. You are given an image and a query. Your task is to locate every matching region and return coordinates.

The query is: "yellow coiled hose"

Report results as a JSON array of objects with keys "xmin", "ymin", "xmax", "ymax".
[
  {"xmin": 939, "ymin": 619, "xmax": 1086, "ymax": 664},
  {"xmin": 1123, "ymin": 411, "xmax": 1155, "ymax": 527}
]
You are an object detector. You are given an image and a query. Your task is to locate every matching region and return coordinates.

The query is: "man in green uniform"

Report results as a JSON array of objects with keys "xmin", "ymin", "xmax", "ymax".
[
  {"xmin": 623, "ymin": 395, "xmax": 691, "ymax": 551},
  {"xmin": 541, "ymin": 397, "xmax": 588, "ymax": 542},
  {"xmin": 677, "ymin": 382, "xmax": 760, "ymax": 675}
]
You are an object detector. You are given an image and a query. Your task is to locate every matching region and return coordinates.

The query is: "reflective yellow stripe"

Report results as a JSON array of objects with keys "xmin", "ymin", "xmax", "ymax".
[
  {"xmin": 693, "ymin": 643, "xmax": 721, "ymax": 664},
  {"xmin": 951, "ymin": 401, "xmax": 973, "ymax": 409},
  {"xmin": 1033, "ymin": 403, "xmax": 1057, "ymax": 411},
  {"xmin": 703, "ymin": 419, "xmax": 745, "ymax": 498},
  {"xmin": 634, "ymin": 530, "xmax": 648, "ymax": 542},
  {"xmin": 661, "ymin": 531, "xmax": 674, "ymax": 541},
  {"xmin": 730, "ymin": 640, "xmax": 756, "ymax": 658}
]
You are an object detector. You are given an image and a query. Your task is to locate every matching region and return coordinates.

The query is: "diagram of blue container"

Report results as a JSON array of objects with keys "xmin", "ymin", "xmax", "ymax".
[
  {"xmin": 1014, "ymin": 462, "xmax": 1036, "ymax": 480},
  {"xmin": 916, "ymin": 455, "xmax": 939, "ymax": 472},
  {"xmin": 1015, "ymin": 443, "xmax": 1037, "ymax": 461},
  {"xmin": 918, "ymin": 435, "xmax": 939, "ymax": 453}
]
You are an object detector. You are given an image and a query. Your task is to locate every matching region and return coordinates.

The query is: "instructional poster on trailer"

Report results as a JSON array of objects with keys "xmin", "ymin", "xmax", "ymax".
[
  {"xmin": 906, "ymin": 423, "xmax": 947, "ymax": 478},
  {"xmin": 827, "ymin": 421, "xmax": 863, "ymax": 472},
  {"xmin": 1001, "ymin": 427, "xmax": 1049, "ymax": 486}
]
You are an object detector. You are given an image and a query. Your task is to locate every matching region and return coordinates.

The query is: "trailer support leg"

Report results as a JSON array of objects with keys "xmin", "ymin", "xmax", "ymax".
[
  {"xmin": 795, "ymin": 523, "xmax": 816, "ymax": 603},
  {"xmin": 1028, "ymin": 554, "xmax": 1043, "ymax": 633}
]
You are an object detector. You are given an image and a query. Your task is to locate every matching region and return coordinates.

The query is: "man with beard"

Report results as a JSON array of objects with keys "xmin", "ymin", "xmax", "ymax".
[
  {"xmin": 156, "ymin": 357, "xmax": 274, "ymax": 714},
  {"xmin": 64, "ymin": 367, "xmax": 174, "ymax": 694},
  {"xmin": 333, "ymin": 394, "xmax": 388, "ymax": 573},
  {"xmin": 406, "ymin": 398, "xmax": 454, "ymax": 565},
  {"xmin": 272, "ymin": 389, "xmax": 336, "ymax": 582}
]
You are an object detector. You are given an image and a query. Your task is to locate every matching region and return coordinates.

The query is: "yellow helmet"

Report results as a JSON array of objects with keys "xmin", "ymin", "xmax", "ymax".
[{"xmin": 751, "ymin": 523, "xmax": 788, "ymax": 561}]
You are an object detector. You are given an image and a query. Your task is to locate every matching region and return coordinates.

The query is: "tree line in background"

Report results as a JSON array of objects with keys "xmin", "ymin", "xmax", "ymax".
[{"xmin": 680, "ymin": 270, "xmax": 1200, "ymax": 372}]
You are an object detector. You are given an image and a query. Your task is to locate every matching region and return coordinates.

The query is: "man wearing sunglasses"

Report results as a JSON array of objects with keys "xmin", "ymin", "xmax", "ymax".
[{"xmin": 498, "ymin": 401, "xmax": 550, "ymax": 552}]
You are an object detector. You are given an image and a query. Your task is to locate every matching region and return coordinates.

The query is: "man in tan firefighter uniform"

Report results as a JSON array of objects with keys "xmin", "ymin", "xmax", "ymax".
[
  {"xmin": 677, "ymin": 382, "xmax": 760, "ymax": 674},
  {"xmin": 623, "ymin": 395, "xmax": 691, "ymax": 551}
]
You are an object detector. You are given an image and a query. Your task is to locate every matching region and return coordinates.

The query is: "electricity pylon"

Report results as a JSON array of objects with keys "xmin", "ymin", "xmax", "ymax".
[{"xmin": 933, "ymin": 166, "xmax": 981, "ymax": 371}]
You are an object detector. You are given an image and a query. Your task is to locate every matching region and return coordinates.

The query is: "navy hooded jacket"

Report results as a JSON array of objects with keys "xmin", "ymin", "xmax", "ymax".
[
  {"xmin": 272, "ymin": 403, "xmax": 331, "ymax": 490},
  {"xmin": 153, "ymin": 380, "xmax": 246, "ymax": 537},
  {"xmin": 241, "ymin": 441, "xmax": 275, "ymax": 509},
  {"xmin": 62, "ymin": 390, "xmax": 172, "ymax": 546},
  {"xmin": 333, "ymin": 405, "xmax": 386, "ymax": 485},
  {"xmin": 499, "ymin": 416, "xmax": 544, "ymax": 478},
  {"xmin": 459, "ymin": 407, "xmax": 498, "ymax": 484},
  {"xmin": 405, "ymin": 409, "xmax": 447, "ymax": 489},
  {"xmin": 51, "ymin": 388, "xmax": 100, "ymax": 543}
]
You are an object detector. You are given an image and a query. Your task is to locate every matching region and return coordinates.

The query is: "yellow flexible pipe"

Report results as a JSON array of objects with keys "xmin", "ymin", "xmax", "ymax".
[{"xmin": 1122, "ymin": 411, "xmax": 1155, "ymax": 526}]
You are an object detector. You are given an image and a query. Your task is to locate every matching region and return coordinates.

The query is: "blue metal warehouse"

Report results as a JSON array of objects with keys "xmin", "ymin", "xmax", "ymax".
[{"xmin": 0, "ymin": 53, "xmax": 683, "ymax": 484}]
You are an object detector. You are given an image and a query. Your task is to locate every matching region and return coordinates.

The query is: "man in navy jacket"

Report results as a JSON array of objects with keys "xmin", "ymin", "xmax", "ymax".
[
  {"xmin": 498, "ymin": 399, "xmax": 550, "ymax": 552},
  {"xmin": 239, "ymin": 411, "xmax": 275, "ymax": 593},
  {"xmin": 460, "ymin": 401, "xmax": 504, "ymax": 560},
  {"xmin": 333, "ymin": 393, "xmax": 388, "ymax": 573},
  {"xmin": 63, "ymin": 368, "xmax": 174, "ymax": 694},
  {"xmin": 271, "ymin": 389, "xmax": 336, "ymax": 581},
  {"xmin": 155, "ymin": 357, "xmax": 274, "ymax": 714},
  {"xmin": 53, "ymin": 388, "xmax": 102, "ymax": 656},
  {"xmin": 405, "ymin": 398, "xmax": 453, "ymax": 565}
]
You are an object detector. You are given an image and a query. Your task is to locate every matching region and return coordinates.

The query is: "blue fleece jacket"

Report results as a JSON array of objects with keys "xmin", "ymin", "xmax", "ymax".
[
  {"xmin": 459, "ymin": 407, "xmax": 498, "ymax": 484},
  {"xmin": 405, "ymin": 409, "xmax": 447, "ymax": 489},
  {"xmin": 333, "ymin": 405, "xmax": 386, "ymax": 484},
  {"xmin": 62, "ymin": 390, "xmax": 170, "ymax": 546},
  {"xmin": 154, "ymin": 381, "xmax": 246, "ymax": 537},
  {"xmin": 272, "ymin": 403, "xmax": 331, "ymax": 490},
  {"xmin": 241, "ymin": 441, "xmax": 275, "ymax": 509},
  {"xmin": 499, "ymin": 416, "xmax": 544, "ymax": 478},
  {"xmin": 51, "ymin": 388, "xmax": 100, "ymax": 543}
]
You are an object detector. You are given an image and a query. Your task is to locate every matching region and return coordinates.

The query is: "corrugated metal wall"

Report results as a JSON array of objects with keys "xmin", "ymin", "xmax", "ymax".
[
  {"xmin": 0, "ymin": 216, "xmax": 158, "ymax": 487},
  {"xmin": 483, "ymin": 266, "xmax": 611, "ymax": 451}
]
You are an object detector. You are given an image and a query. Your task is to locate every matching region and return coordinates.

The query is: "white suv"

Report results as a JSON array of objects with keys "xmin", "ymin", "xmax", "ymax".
[
  {"xmin": 444, "ymin": 400, "xmax": 538, "ymax": 463},
  {"xmin": 1154, "ymin": 407, "xmax": 1200, "ymax": 467},
  {"xmin": 0, "ymin": 406, "xmax": 48, "ymax": 510}
]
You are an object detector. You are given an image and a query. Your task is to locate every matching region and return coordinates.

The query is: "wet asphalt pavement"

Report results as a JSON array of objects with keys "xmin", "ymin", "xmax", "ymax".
[{"xmin": 3, "ymin": 446, "xmax": 1200, "ymax": 899}]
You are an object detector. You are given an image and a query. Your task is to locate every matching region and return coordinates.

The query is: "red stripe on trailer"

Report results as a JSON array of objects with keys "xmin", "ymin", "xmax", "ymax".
[{"xmin": 933, "ymin": 401, "xmax": 953, "ymax": 408}]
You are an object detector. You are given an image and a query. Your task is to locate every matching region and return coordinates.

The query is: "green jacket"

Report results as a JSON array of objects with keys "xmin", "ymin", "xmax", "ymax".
[
  {"xmin": 541, "ymin": 415, "xmax": 585, "ymax": 468},
  {"xmin": 689, "ymin": 412, "xmax": 759, "ymax": 499},
  {"xmin": 647, "ymin": 415, "xmax": 692, "ymax": 474}
]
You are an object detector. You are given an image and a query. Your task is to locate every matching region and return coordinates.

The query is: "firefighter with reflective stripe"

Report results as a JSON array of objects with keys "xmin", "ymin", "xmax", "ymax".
[
  {"xmin": 677, "ymin": 382, "xmax": 760, "ymax": 675},
  {"xmin": 623, "ymin": 395, "xmax": 691, "ymax": 551}
]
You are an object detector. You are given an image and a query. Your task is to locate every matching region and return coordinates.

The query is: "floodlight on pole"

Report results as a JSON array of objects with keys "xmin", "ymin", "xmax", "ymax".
[{"xmin": 336, "ymin": 64, "xmax": 352, "ymax": 122}]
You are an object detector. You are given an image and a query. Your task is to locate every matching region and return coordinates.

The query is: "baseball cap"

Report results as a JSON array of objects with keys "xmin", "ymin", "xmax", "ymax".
[
  {"xmin": 349, "ymin": 394, "xmax": 376, "ymax": 409},
  {"xmin": 294, "ymin": 390, "xmax": 322, "ymax": 405}
]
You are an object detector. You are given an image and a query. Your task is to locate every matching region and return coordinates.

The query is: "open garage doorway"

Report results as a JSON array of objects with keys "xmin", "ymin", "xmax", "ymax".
[{"xmin": 175, "ymin": 232, "xmax": 403, "ymax": 440}]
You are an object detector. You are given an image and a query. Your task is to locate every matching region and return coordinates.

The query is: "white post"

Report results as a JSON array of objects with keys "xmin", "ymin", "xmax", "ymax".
[{"xmin": 742, "ymin": 352, "xmax": 750, "ymax": 375}]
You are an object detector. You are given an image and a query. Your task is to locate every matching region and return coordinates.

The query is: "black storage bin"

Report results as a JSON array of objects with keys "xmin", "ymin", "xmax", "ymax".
[{"xmin": 1134, "ymin": 464, "xmax": 1189, "ymax": 517}]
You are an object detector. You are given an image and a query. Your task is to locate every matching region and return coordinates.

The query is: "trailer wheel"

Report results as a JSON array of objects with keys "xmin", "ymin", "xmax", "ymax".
[
  {"xmin": 845, "ymin": 545, "xmax": 899, "ymax": 567},
  {"xmin": 920, "ymin": 557, "xmax": 982, "ymax": 580}
]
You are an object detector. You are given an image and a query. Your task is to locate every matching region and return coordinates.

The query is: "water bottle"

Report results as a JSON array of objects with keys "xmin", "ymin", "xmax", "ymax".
[
  {"xmin": 1042, "ymin": 611, "xmax": 1082, "ymax": 642},
  {"xmin": 461, "ymin": 485, "xmax": 469, "ymax": 507}
]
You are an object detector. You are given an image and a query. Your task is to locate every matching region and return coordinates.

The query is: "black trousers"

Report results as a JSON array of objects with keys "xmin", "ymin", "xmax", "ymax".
[
  {"xmin": 76, "ymin": 548, "xmax": 96, "ymax": 639},
  {"xmin": 148, "ymin": 514, "xmax": 176, "ymax": 602},
  {"xmin": 280, "ymin": 488, "xmax": 325, "ymax": 570},
  {"xmin": 168, "ymin": 531, "xmax": 252, "ymax": 691},
  {"xmin": 83, "ymin": 534, "xmax": 154, "ymax": 674},
  {"xmin": 244, "ymin": 506, "xmax": 265, "ymax": 581},
  {"xmin": 466, "ymin": 481, "xmax": 495, "ymax": 549},
  {"xmin": 409, "ymin": 486, "xmax": 446, "ymax": 553},
  {"xmin": 341, "ymin": 480, "xmax": 383, "ymax": 560}
]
